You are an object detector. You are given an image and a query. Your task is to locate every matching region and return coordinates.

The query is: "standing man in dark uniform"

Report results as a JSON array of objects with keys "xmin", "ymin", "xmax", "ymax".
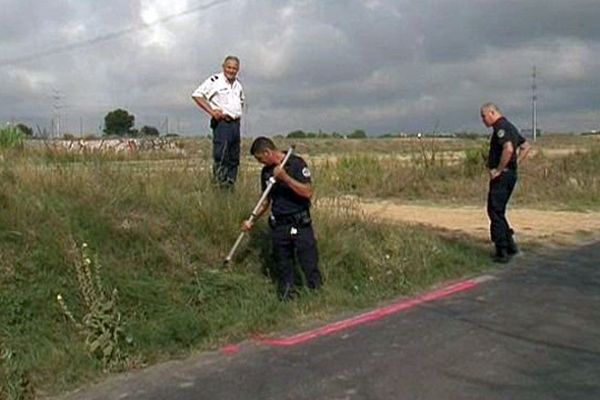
[
  {"xmin": 192, "ymin": 55, "xmax": 245, "ymax": 188},
  {"xmin": 480, "ymin": 102, "xmax": 532, "ymax": 263},
  {"xmin": 242, "ymin": 137, "xmax": 322, "ymax": 300}
]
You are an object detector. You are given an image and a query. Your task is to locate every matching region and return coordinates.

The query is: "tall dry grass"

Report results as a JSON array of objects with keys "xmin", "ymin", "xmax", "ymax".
[{"xmin": 0, "ymin": 147, "xmax": 489, "ymax": 397}]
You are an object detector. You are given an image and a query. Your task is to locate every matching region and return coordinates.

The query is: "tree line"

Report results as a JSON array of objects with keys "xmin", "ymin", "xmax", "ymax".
[
  {"xmin": 285, "ymin": 129, "xmax": 366, "ymax": 139},
  {"xmin": 8, "ymin": 109, "xmax": 161, "ymax": 139}
]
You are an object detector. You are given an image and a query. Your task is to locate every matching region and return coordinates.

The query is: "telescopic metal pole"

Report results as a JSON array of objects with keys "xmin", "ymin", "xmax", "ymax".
[{"xmin": 223, "ymin": 146, "xmax": 295, "ymax": 265}]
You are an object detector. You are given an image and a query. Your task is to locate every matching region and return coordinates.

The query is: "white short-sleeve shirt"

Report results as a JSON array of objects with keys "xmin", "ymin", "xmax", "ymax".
[{"xmin": 192, "ymin": 72, "xmax": 244, "ymax": 119}]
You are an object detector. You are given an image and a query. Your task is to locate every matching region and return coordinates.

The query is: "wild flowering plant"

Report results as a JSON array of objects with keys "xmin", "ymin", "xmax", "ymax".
[{"xmin": 56, "ymin": 240, "xmax": 130, "ymax": 371}]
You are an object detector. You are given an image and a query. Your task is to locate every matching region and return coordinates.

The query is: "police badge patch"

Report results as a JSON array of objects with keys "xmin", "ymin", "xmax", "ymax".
[
  {"xmin": 302, "ymin": 167, "xmax": 311, "ymax": 178},
  {"xmin": 497, "ymin": 129, "xmax": 505, "ymax": 138}
]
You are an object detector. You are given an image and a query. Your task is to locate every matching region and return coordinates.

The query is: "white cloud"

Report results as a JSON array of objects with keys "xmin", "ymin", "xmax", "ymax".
[{"xmin": 137, "ymin": 0, "xmax": 190, "ymax": 49}]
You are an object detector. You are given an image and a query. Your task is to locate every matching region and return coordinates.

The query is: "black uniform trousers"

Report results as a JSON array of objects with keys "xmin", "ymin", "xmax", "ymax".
[
  {"xmin": 487, "ymin": 169, "xmax": 517, "ymax": 249},
  {"xmin": 211, "ymin": 118, "xmax": 240, "ymax": 186},
  {"xmin": 271, "ymin": 221, "xmax": 321, "ymax": 294}
]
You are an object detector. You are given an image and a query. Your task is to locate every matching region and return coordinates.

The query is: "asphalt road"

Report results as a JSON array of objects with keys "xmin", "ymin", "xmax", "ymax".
[{"xmin": 60, "ymin": 241, "xmax": 600, "ymax": 400}]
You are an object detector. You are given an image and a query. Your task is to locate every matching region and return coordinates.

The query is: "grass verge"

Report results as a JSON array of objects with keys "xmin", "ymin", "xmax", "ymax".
[{"xmin": 0, "ymin": 150, "xmax": 490, "ymax": 398}]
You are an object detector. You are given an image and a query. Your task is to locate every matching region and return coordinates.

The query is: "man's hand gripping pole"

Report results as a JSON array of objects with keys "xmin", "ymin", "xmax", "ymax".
[{"xmin": 223, "ymin": 146, "xmax": 295, "ymax": 266}]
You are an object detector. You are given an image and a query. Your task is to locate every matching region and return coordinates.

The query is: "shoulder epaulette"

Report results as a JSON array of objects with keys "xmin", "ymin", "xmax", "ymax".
[{"xmin": 210, "ymin": 75, "xmax": 219, "ymax": 82}]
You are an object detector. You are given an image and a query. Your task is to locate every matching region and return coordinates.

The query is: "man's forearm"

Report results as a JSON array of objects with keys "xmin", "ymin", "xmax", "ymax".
[
  {"xmin": 252, "ymin": 199, "xmax": 270, "ymax": 220},
  {"xmin": 517, "ymin": 142, "xmax": 532, "ymax": 165},
  {"xmin": 495, "ymin": 143, "xmax": 514, "ymax": 172},
  {"xmin": 192, "ymin": 96, "xmax": 216, "ymax": 118}
]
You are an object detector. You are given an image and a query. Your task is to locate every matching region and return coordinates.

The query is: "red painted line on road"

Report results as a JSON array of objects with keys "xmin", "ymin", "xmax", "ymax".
[
  {"xmin": 255, "ymin": 279, "xmax": 479, "ymax": 347},
  {"xmin": 220, "ymin": 344, "xmax": 241, "ymax": 355}
]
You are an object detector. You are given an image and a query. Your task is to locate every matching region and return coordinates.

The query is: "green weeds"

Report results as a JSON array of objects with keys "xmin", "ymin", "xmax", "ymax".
[
  {"xmin": 0, "ymin": 126, "xmax": 24, "ymax": 150},
  {"xmin": 1, "ymin": 136, "xmax": 596, "ymax": 396},
  {"xmin": 0, "ymin": 343, "xmax": 34, "ymax": 400}
]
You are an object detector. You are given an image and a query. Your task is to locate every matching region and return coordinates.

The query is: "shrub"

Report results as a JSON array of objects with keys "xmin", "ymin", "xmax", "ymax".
[{"xmin": 0, "ymin": 126, "xmax": 24, "ymax": 150}]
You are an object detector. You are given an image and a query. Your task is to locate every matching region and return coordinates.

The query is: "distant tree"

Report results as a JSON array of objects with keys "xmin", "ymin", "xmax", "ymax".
[
  {"xmin": 140, "ymin": 125, "xmax": 160, "ymax": 136},
  {"xmin": 348, "ymin": 129, "xmax": 367, "ymax": 138},
  {"xmin": 103, "ymin": 109, "xmax": 136, "ymax": 136},
  {"xmin": 287, "ymin": 130, "xmax": 306, "ymax": 138},
  {"xmin": 16, "ymin": 123, "xmax": 33, "ymax": 136}
]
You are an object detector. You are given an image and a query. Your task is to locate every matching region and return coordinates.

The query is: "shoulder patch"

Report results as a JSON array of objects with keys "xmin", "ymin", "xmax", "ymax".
[
  {"xmin": 302, "ymin": 167, "xmax": 311, "ymax": 178},
  {"xmin": 497, "ymin": 129, "xmax": 505, "ymax": 138}
]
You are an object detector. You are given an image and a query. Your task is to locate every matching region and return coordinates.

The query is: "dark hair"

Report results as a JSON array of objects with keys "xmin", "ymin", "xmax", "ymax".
[{"xmin": 250, "ymin": 136, "xmax": 276, "ymax": 155}]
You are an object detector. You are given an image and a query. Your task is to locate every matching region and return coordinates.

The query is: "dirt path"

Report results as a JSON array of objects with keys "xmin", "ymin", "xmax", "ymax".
[{"xmin": 356, "ymin": 199, "xmax": 600, "ymax": 244}]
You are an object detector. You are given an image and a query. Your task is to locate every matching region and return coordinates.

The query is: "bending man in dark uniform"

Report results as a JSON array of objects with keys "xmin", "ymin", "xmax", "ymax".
[
  {"xmin": 242, "ymin": 137, "xmax": 322, "ymax": 300},
  {"xmin": 480, "ymin": 102, "xmax": 532, "ymax": 263},
  {"xmin": 192, "ymin": 56, "xmax": 244, "ymax": 188}
]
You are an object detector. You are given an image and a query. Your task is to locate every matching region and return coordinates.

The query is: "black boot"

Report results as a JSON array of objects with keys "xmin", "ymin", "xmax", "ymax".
[
  {"xmin": 507, "ymin": 230, "xmax": 519, "ymax": 255},
  {"xmin": 493, "ymin": 246, "xmax": 511, "ymax": 264}
]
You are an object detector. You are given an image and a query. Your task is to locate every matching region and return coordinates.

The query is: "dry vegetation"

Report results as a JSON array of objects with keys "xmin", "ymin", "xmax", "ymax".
[{"xmin": 1, "ymin": 131, "xmax": 598, "ymax": 398}]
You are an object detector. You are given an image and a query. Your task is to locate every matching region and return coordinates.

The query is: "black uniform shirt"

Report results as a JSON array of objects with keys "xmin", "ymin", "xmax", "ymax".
[
  {"xmin": 261, "ymin": 153, "xmax": 312, "ymax": 217},
  {"xmin": 488, "ymin": 117, "xmax": 526, "ymax": 170}
]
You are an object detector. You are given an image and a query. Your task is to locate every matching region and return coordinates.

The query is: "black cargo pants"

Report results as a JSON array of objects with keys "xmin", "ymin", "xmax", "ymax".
[
  {"xmin": 270, "ymin": 212, "xmax": 322, "ymax": 296},
  {"xmin": 487, "ymin": 169, "xmax": 517, "ymax": 250}
]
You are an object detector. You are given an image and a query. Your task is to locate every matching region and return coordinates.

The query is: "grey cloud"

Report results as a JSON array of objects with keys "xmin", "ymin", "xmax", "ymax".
[{"xmin": 1, "ymin": 0, "xmax": 599, "ymax": 136}]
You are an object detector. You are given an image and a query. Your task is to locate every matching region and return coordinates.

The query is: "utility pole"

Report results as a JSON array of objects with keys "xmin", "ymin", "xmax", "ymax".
[
  {"xmin": 531, "ymin": 65, "xmax": 537, "ymax": 142},
  {"xmin": 161, "ymin": 116, "xmax": 170, "ymax": 135},
  {"xmin": 51, "ymin": 88, "xmax": 64, "ymax": 138}
]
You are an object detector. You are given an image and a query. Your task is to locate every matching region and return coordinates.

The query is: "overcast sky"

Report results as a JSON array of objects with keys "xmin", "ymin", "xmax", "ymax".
[{"xmin": 1, "ymin": 0, "xmax": 599, "ymax": 137}]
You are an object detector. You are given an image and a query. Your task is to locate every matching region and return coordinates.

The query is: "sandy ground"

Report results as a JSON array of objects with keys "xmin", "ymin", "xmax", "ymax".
[{"xmin": 353, "ymin": 199, "xmax": 600, "ymax": 245}]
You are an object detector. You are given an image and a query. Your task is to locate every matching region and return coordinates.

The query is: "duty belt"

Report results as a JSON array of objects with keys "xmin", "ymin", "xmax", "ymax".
[{"xmin": 270, "ymin": 210, "xmax": 311, "ymax": 226}]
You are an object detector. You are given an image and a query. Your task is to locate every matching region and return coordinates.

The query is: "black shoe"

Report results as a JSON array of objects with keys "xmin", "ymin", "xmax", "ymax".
[
  {"xmin": 492, "ymin": 247, "xmax": 511, "ymax": 264},
  {"xmin": 506, "ymin": 230, "xmax": 519, "ymax": 255},
  {"xmin": 507, "ymin": 243, "xmax": 519, "ymax": 256},
  {"xmin": 507, "ymin": 234, "xmax": 519, "ymax": 255}
]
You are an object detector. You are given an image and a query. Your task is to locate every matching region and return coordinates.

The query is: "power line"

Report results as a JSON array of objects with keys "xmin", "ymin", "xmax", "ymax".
[{"xmin": 0, "ymin": 0, "xmax": 228, "ymax": 67}]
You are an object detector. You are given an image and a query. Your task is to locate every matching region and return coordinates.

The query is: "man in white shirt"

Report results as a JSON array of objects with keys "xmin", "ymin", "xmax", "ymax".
[{"xmin": 192, "ymin": 56, "xmax": 245, "ymax": 188}]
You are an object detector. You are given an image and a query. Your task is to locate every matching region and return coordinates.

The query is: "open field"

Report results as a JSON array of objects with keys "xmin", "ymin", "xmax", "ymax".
[{"xmin": 1, "ymin": 133, "xmax": 599, "ymax": 398}]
